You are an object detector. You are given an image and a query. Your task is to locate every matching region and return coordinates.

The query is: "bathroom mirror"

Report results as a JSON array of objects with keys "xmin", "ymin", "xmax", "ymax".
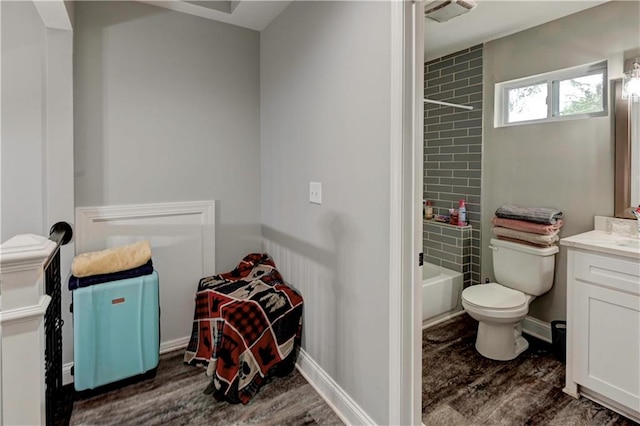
[{"xmin": 614, "ymin": 79, "xmax": 640, "ymax": 218}]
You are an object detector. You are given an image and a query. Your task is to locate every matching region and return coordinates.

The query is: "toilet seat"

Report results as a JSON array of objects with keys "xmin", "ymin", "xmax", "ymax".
[{"xmin": 462, "ymin": 283, "xmax": 526, "ymax": 310}]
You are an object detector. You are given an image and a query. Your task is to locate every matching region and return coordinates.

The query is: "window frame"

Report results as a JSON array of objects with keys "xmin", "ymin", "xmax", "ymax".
[{"xmin": 495, "ymin": 61, "xmax": 608, "ymax": 128}]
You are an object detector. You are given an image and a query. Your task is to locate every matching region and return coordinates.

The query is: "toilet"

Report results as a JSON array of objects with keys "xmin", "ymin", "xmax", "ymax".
[{"xmin": 461, "ymin": 238, "xmax": 559, "ymax": 361}]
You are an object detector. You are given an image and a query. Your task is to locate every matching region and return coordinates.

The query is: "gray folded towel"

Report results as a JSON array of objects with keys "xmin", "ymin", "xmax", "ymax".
[{"xmin": 495, "ymin": 205, "xmax": 563, "ymax": 225}]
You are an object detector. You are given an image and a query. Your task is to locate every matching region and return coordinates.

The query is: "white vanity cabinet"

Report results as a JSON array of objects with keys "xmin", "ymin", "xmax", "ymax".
[{"xmin": 562, "ymin": 230, "xmax": 640, "ymax": 423}]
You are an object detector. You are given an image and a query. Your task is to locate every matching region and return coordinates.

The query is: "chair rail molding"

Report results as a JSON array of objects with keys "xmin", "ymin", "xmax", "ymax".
[{"xmin": 72, "ymin": 200, "xmax": 217, "ymax": 382}]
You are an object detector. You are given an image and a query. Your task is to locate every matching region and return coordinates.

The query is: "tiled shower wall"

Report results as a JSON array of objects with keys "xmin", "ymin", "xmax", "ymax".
[{"xmin": 424, "ymin": 44, "xmax": 483, "ymax": 286}]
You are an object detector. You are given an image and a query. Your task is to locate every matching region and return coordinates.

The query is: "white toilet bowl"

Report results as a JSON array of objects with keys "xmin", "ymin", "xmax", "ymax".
[
  {"xmin": 461, "ymin": 283, "xmax": 534, "ymax": 361},
  {"xmin": 460, "ymin": 238, "xmax": 558, "ymax": 360}
]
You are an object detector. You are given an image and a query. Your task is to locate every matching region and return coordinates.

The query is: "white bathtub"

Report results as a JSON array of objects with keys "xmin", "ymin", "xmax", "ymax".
[{"xmin": 422, "ymin": 262, "xmax": 464, "ymax": 328}]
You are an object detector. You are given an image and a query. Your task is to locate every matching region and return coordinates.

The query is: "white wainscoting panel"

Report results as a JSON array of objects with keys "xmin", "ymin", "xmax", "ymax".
[{"xmin": 75, "ymin": 201, "xmax": 215, "ymax": 360}]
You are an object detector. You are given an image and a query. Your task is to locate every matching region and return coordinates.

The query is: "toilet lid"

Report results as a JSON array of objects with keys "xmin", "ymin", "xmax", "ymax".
[{"xmin": 462, "ymin": 283, "xmax": 526, "ymax": 310}]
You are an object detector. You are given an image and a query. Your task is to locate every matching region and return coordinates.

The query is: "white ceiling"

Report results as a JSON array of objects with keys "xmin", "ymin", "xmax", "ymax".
[
  {"xmin": 140, "ymin": 0, "xmax": 609, "ymax": 58},
  {"xmin": 139, "ymin": 0, "xmax": 292, "ymax": 31},
  {"xmin": 425, "ymin": 0, "xmax": 610, "ymax": 61}
]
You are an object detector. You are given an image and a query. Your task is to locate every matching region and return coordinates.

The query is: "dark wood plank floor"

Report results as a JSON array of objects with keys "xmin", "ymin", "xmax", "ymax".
[
  {"xmin": 423, "ymin": 314, "xmax": 639, "ymax": 425},
  {"xmin": 70, "ymin": 351, "xmax": 344, "ymax": 425},
  {"xmin": 70, "ymin": 314, "xmax": 639, "ymax": 425}
]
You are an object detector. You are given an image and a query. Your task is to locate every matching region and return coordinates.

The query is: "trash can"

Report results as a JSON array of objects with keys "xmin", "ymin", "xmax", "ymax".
[{"xmin": 551, "ymin": 320, "xmax": 566, "ymax": 363}]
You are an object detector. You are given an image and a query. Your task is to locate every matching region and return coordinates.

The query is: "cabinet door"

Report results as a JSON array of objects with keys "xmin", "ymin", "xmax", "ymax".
[{"xmin": 574, "ymin": 281, "xmax": 640, "ymax": 412}]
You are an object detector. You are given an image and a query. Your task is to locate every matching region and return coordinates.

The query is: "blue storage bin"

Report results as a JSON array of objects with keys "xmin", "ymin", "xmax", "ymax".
[{"xmin": 73, "ymin": 271, "xmax": 159, "ymax": 391}]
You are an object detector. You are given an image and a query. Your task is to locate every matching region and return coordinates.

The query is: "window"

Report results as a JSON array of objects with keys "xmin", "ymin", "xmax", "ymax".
[{"xmin": 495, "ymin": 61, "xmax": 607, "ymax": 127}]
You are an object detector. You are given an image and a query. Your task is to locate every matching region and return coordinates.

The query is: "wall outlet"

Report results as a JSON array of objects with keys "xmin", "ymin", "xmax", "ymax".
[{"xmin": 309, "ymin": 182, "xmax": 322, "ymax": 204}]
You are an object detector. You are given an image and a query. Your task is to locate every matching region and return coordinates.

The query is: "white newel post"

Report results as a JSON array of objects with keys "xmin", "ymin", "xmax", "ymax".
[{"xmin": 0, "ymin": 234, "xmax": 57, "ymax": 426}]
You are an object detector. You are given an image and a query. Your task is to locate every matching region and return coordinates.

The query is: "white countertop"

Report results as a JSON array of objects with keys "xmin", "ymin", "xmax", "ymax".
[{"xmin": 560, "ymin": 230, "xmax": 640, "ymax": 260}]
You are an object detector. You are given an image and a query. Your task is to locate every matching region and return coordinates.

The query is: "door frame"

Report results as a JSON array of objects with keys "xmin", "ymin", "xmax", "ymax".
[{"xmin": 389, "ymin": 1, "xmax": 424, "ymax": 424}]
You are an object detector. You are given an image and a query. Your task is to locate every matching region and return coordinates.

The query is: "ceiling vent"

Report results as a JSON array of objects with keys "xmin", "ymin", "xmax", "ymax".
[{"xmin": 425, "ymin": 0, "xmax": 477, "ymax": 23}]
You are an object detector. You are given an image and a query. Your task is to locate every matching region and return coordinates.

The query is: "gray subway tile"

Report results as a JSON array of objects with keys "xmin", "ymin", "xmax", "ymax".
[
  {"xmin": 454, "ymin": 119, "xmax": 483, "ymax": 129},
  {"xmin": 425, "ymin": 85, "xmax": 440, "ymax": 96},
  {"xmin": 424, "ymin": 177, "xmax": 441, "ymax": 185},
  {"xmin": 427, "ymin": 136, "xmax": 454, "ymax": 145},
  {"xmin": 470, "ymin": 58, "xmax": 483, "ymax": 68},
  {"xmin": 441, "ymin": 79, "xmax": 470, "ymax": 92},
  {"xmin": 426, "ymin": 70, "xmax": 440, "ymax": 81},
  {"xmin": 455, "ymin": 66, "xmax": 483, "ymax": 80},
  {"xmin": 440, "ymin": 62, "xmax": 470, "ymax": 76},
  {"xmin": 426, "ymin": 154, "xmax": 453, "ymax": 162},
  {"xmin": 468, "ymin": 161, "xmax": 482, "ymax": 170},
  {"xmin": 440, "ymin": 112, "xmax": 471, "ymax": 123},
  {"xmin": 442, "ymin": 243, "xmax": 464, "ymax": 256},
  {"xmin": 425, "ymin": 131, "xmax": 440, "ymax": 140},
  {"xmin": 428, "ymin": 58, "xmax": 454, "ymax": 72},
  {"xmin": 430, "ymin": 233, "xmax": 459, "ymax": 246},
  {"xmin": 425, "ymin": 256, "xmax": 441, "ymax": 266},
  {"xmin": 442, "ymin": 261, "xmax": 463, "ymax": 273},
  {"xmin": 424, "ymin": 239, "xmax": 443, "ymax": 251},
  {"xmin": 454, "ymin": 49, "xmax": 483, "ymax": 64},
  {"xmin": 440, "ymin": 129, "xmax": 468, "ymax": 138},
  {"xmin": 426, "ymin": 169, "xmax": 453, "ymax": 177},
  {"xmin": 440, "ymin": 177, "xmax": 468, "ymax": 186},
  {"xmin": 427, "ymin": 184, "xmax": 453, "ymax": 192},
  {"xmin": 453, "ymin": 186, "xmax": 481, "ymax": 196},
  {"xmin": 442, "ymin": 48, "xmax": 469, "ymax": 60},
  {"xmin": 439, "ymin": 161, "xmax": 469, "ymax": 169},
  {"xmin": 440, "ymin": 145, "xmax": 469, "ymax": 154},
  {"xmin": 455, "ymin": 84, "xmax": 484, "ymax": 97},
  {"xmin": 427, "ymin": 248, "xmax": 457, "ymax": 263},
  {"xmin": 469, "ymin": 75, "xmax": 483, "ymax": 86},
  {"xmin": 452, "ymin": 136, "xmax": 482, "ymax": 146},
  {"xmin": 454, "ymin": 153, "xmax": 482, "ymax": 162}
]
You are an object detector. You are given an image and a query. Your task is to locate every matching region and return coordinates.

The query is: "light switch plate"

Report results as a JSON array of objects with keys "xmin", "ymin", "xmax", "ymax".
[{"xmin": 309, "ymin": 182, "xmax": 322, "ymax": 204}]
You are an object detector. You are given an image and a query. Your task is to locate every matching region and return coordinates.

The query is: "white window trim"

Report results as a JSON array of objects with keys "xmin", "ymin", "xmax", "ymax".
[{"xmin": 495, "ymin": 60, "xmax": 608, "ymax": 128}]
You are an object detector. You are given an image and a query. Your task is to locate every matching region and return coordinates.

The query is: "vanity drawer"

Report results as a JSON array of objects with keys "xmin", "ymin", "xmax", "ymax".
[{"xmin": 573, "ymin": 252, "xmax": 640, "ymax": 295}]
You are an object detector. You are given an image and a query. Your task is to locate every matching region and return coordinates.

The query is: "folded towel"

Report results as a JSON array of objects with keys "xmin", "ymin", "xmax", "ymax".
[
  {"xmin": 71, "ymin": 240, "xmax": 152, "ymax": 278},
  {"xmin": 491, "ymin": 216, "xmax": 564, "ymax": 235},
  {"xmin": 495, "ymin": 205, "xmax": 563, "ymax": 225},
  {"xmin": 68, "ymin": 259, "xmax": 154, "ymax": 290},
  {"xmin": 492, "ymin": 227, "xmax": 559, "ymax": 246}
]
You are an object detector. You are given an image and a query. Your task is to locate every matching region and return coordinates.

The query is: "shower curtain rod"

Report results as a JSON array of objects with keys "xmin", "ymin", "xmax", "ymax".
[{"xmin": 423, "ymin": 98, "xmax": 473, "ymax": 111}]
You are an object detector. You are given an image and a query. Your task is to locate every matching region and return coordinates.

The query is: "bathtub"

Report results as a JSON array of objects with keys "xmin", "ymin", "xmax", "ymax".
[{"xmin": 422, "ymin": 262, "xmax": 464, "ymax": 328}]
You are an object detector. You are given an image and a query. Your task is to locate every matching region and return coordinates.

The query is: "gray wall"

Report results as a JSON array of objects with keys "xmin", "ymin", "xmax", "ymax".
[
  {"xmin": 482, "ymin": 1, "xmax": 640, "ymax": 322},
  {"xmin": 1, "ymin": 1, "xmax": 46, "ymax": 242},
  {"xmin": 260, "ymin": 2, "xmax": 392, "ymax": 423},
  {"xmin": 74, "ymin": 1, "xmax": 262, "ymax": 273},
  {"xmin": 424, "ymin": 45, "xmax": 483, "ymax": 285}
]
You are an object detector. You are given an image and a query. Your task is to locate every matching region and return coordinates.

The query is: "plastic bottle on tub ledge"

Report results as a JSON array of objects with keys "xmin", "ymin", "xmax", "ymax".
[
  {"xmin": 458, "ymin": 199, "xmax": 467, "ymax": 226},
  {"xmin": 425, "ymin": 201, "xmax": 433, "ymax": 220}
]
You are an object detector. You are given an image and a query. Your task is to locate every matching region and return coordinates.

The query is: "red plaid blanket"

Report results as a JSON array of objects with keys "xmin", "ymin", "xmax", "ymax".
[{"xmin": 183, "ymin": 253, "xmax": 303, "ymax": 404}]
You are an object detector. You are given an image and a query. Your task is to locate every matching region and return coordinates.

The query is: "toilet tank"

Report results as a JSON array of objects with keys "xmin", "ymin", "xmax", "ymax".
[{"xmin": 490, "ymin": 238, "xmax": 559, "ymax": 296}]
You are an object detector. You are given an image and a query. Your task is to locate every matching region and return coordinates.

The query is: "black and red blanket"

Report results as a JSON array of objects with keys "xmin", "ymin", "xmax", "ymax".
[{"xmin": 183, "ymin": 253, "xmax": 303, "ymax": 404}]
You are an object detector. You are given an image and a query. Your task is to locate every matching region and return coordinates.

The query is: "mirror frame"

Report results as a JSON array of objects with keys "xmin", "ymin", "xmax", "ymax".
[{"xmin": 614, "ymin": 79, "xmax": 635, "ymax": 219}]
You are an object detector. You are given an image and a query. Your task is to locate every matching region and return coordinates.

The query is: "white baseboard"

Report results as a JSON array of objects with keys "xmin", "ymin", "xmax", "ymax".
[
  {"xmin": 62, "ymin": 336, "xmax": 190, "ymax": 385},
  {"xmin": 295, "ymin": 349, "xmax": 376, "ymax": 426},
  {"xmin": 63, "ymin": 363, "xmax": 74, "ymax": 386},
  {"xmin": 522, "ymin": 315, "xmax": 552, "ymax": 343},
  {"xmin": 422, "ymin": 309, "xmax": 465, "ymax": 330},
  {"xmin": 159, "ymin": 336, "xmax": 190, "ymax": 354}
]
